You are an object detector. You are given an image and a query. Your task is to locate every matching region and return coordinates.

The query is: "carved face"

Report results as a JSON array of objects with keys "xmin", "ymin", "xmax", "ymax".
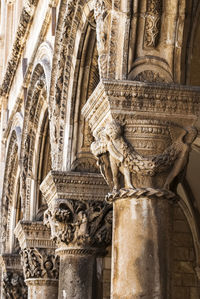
[{"xmin": 105, "ymin": 122, "xmax": 121, "ymax": 140}]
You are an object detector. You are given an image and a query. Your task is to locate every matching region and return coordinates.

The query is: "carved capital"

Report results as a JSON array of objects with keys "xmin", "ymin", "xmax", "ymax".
[
  {"xmin": 82, "ymin": 80, "xmax": 200, "ymax": 197},
  {"xmin": 41, "ymin": 171, "xmax": 112, "ymax": 250},
  {"xmin": 20, "ymin": 248, "xmax": 59, "ymax": 280},
  {"xmin": 14, "ymin": 221, "xmax": 59, "ymax": 283},
  {"xmin": 44, "ymin": 198, "xmax": 112, "ymax": 249},
  {"xmin": 3, "ymin": 271, "xmax": 27, "ymax": 299},
  {"xmin": 0, "ymin": 254, "xmax": 27, "ymax": 299}
]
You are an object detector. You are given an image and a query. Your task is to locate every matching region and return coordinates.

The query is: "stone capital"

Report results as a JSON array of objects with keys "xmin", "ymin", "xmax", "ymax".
[
  {"xmin": 14, "ymin": 221, "xmax": 59, "ymax": 284},
  {"xmin": 40, "ymin": 171, "xmax": 112, "ymax": 251},
  {"xmin": 82, "ymin": 80, "xmax": 200, "ymax": 196},
  {"xmin": 0, "ymin": 254, "xmax": 27, "ymax": 299}
]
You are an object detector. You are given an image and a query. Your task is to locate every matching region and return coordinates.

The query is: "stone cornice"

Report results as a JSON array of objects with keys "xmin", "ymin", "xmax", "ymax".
[
  {"xmin": 40, "ymin": 171, "xmax": 109, "ymax": 206},
  {"xmin": 82, "ymin": 80, "xmax": 200, "ymax": 134},
  {"xmin": 14, "ymin": 221, "xmax": 55, "ymax": 250},
  {"xmin": 0, "ymin": 0, "xmax": 39, "ymax": 98}
]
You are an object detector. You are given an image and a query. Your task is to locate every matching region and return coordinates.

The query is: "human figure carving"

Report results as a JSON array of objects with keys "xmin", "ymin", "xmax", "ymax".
[
  {"xmin": 91, "ymin": 120, "xmax": 198, "ymax": 193},
  {"xmin": 163, "ymin": 127, "xmax": 197, "ymax": 190}
]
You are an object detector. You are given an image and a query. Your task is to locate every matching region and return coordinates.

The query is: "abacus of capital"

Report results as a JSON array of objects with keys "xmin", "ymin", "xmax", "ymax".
[{"xmin": 82, "ymin": 79, "xmax": 200, "ymax": 298}]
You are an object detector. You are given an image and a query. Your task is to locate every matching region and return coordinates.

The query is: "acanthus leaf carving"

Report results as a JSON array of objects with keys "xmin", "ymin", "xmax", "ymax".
[
  {"xmin": 20, "ymin": 248, "xmax": 59, "ymax": 280},
  {"xmin": 44, "ymin": 198, "xmax": 112, "ymax": 249}
]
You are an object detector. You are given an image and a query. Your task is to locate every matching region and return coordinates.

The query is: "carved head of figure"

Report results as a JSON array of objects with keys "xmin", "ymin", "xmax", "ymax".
[
  {"xmin": 183, "ymin": 127, "xmax": 198, "ymax": 145},
  {"xmin": 105, "ymin": 121, "xmax": 122, "ymax": 140}
]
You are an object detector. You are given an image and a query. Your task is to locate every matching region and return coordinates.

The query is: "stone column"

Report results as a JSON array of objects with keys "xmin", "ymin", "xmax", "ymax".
[
  {"xmin": 14, "ymin": 221, "xmax": 59, "ymax": 299},
  {"xmin": 40, "ymin": 171, "xmax": 112, "ymax": 299},
  {"xmin": 0, "ymin": 253, "xmax": 27, "ymax": 299},
  {"xmin": 82, "ymin": 80, "xmax": 200, "ymax": 298}
]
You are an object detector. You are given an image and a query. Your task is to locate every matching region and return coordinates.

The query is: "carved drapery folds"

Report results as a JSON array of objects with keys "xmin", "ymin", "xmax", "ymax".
[
  {"xmin": 21, "ymin": 248, "xmax": 59, "ymax": 280},
  {"xmin": 82, "ymin": 80, "xmax": 200, "ymax": 199},
  {"xmin": 144, "ymin": 0, "xmax": 163, "ymax": 48},
  {"xmin": 40, "ymin": 171, "xmax": 111, "ymax": 252}
]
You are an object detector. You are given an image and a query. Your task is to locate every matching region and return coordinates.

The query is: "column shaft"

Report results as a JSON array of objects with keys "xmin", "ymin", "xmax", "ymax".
[
  {"xmin": 58, "ymin": 250, "xmax": 100, "ymax": 299},
  {"xmin": 111, "ymin": 197, "xmax": 173, "ymax": 299}
]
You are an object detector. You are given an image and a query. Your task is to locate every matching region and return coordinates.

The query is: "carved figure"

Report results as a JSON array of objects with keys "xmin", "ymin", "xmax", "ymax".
[
  {"xmin": 163, "ymin": 127, "xmax": 197, "ymax": 190},
  {"xmin": 91, "ymin": 120, "xmax": 197, "ymax": 193}
]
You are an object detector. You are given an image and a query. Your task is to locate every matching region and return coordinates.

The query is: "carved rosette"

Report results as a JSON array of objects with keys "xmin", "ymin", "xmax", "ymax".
[
  {"xmin": 82, "ymin": 80, "xmax": 200, "ymax": 200},
  {"xmin": 20, "ymin": 248, "xmax": 59, "ymax": 281},
  {"xmin": 40, "ymin": 171, "xmax": 112, "ymax": 253}
]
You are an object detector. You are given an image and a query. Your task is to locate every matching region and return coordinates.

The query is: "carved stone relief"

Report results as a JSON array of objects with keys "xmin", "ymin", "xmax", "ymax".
[
  {"xmin": 40, "ymin": 171, "xmax": 111, "ymax": 250},
  {"xmin": 144, "ymin": 0, "xmax": 162, "ymax": 48},
  {"xmin": 21, "ymin": 248, "xmax": 59, "ymax": 280},
  {"xmin": 44, "ymin": 198, "xmax": 112, "ymax": 248},
  {"xmin": 82, "ymin": 80, "xmax": 200, "ymax": 200},
  {"xmin": 3, "ymin": 271, "xmax": 27, "ymax": 299}
]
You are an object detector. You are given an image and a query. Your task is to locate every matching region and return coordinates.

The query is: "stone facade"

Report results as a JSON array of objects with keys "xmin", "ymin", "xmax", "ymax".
[{"xmin": 0, "ymin": 0, "xmax": 200, "ymax": 298}]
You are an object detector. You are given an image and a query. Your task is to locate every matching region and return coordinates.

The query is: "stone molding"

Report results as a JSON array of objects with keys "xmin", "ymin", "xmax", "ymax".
[
  {"xmin": 14, "ymin": 221, "xmax": 55, "ymax": 250},
  {"xmin": 40, "ymin": 171, "xmax": 109, "ymax": 205},
  {"xmin": 82, "ymin": 80, "xmax": 200, "ymax": 135},
  {"xmin": 0, "ymin": 0, "xmax": 39, "ymax": 97}
]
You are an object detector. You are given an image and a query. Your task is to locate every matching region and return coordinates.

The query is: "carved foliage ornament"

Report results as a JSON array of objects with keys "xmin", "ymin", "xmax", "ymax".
[
  {"xmin": 44, "ymin": 199, "xmax": 112, "ymax": 248},
  {"xmin": 91, "ymin": 120, "xmax": 197, "ymax": 195},
  {"xmin": 20, "ymin": 248, "xmax": 59, "ymax": 280},
  {"xmin": 3, "ymin": 271, "xmax": 27, "ymax": 299},
  {"xmin": 144, "ymin": 0, "xmax": 162, "ymax": 47}
]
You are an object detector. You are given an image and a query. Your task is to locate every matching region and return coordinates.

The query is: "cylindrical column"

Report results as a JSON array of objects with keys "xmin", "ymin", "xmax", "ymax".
[
  {"xmin": 111, "ymin": 196, "xmax": 173, "ymax": 299},
  {"xmin": 57, "ymin": 248, "xmax": 103, "ymax": 299},
  {"xmin": 26, "ymin": 279, "xmax": 58, "ymax": 299}
]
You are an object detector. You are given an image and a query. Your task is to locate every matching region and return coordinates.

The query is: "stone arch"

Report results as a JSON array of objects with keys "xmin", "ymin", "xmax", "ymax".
[
  {"xmin": 50, "ymin": 0, "xmax": 132, "ymax": 169},
  {"xmin": 1, "ymin": 129, "xmax": 21, "ymax": 253},
  {"xmin": 20, "ymin": 60, "xmax": 51, "ymax": 220}
]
